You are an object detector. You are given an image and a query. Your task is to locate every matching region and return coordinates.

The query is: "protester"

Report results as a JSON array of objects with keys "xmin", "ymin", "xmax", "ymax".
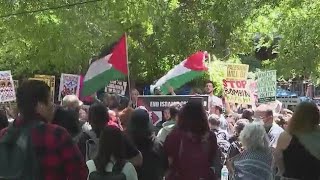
[
  {"xmin": 157, "ymin": 103, "xmax": 181, "ymax": 144},
  {"xmin": 119, "ymin": 95, "xmax": 130, "ymax": 111},
  {"xmin": 164, "ymin": 100, "xmax": 218, "ymax": 180},
  {"xmin": 77, "ymin": 103, "xmax": 143, "ymax": 166},
  {"xmin": 0, "ymin": 80, "xmax": 87, "ymax": 180},
  {"xmin": 275, "ymin": 102, "xmax": 320, "ymax": 180},
  {"xmin": 62, "ymin": 94, "xmax": 83, "ymax": 111},
  {"xmin": 79, "ymin": 106, "xmax": 91, "ymax": 131},
  {"xmin": 86, "ymin": 126, "xmax": 138, "ymax": 180},
  {"xmin": 130, "ymin": 88, "xmax": 139, "ymax": 109},
  {"xmin": 226, "ymin": 112, "xmax": 241, "ymax": 135},
  {"xmin": 0, "ymin": 109, "xmax": 8, "ymax": 131},
  {"xmin": 208, "ymin": 114, "xmax": 230, "ymax": 178},
  {"xmin": 205, "ymin": 80, "xmax": 222, "ymax": 107},
  {"xmin": 119, "ymin": 107, "xmax": 134, "ymax": 130},
  {"xmin": 127, "ymin": 109, "xmax": 167, "ymax": 180},
  {"xmin": 241, "ymin": 108, "xmax": 254, "ymax": 122},
  {"xmin": 254, "ymin": 104, "xmax": 284, "ymax": 148},
  {"xmin": 228, "ymin": 122, "xmax": 273, "ymax": 180},
  {"xmin": 208, "ymin": 114, "xmax": 230, "ymax": 150},
  {"xmin": 210, "ymin": 102, "xmax": 228, "ymax": 131},
  {"xmin": 155, "ymin": 107, "xmax": 171, "ymax": 134},
  {"xmin": 108, "ymin": 93, "xmax": 121, "ymax": 112},
  {"xmin": 227, "ymin": 119, "xmax": 249, "ymax": 160},
  {"xmin": 52, "ymin": 106, "xmax": 81, "ymax": 139},
  {"xmin": 108, "ymin": 109, "xmax": 123, "ymax": 130}
]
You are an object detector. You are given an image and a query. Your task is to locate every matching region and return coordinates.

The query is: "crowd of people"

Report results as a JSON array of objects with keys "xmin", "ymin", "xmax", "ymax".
[{"xmin": 0, "ymin": 80, "xmax": 319, "ymax": 180}]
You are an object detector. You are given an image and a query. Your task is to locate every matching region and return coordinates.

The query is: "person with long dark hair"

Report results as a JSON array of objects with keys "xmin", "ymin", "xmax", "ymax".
[
  {"xmin": 164, "ymin": 100, "xmax": 218, "ymax": 180},
  {"xmin": 86, "ymin": 126, "xmax": 138, "ymax": 180},
  {"xmin": 127, "ymin": 109, "xmax": 167, "ymax": 180}
]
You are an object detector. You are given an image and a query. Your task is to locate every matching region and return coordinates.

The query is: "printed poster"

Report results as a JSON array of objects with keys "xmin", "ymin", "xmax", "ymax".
[
  {"xmin": 223, "ymin": 79, "xmax": 251, "ymax": 104},
  {"xmin": 34, "ymin": 75, "xmax": 55, "ymax": 102},
  {"xmin": 58, "ymin": 73, "xmax": 81, "ymax": 101},
  {"xmin": 226, "ymin": 64, "xmax": 249, "ymax": 80},
  {"xmin": 137, "ymin": 95, "xmax": 209, "ymax": 124},
  {"xmin": 256, "ymin": 70, "xmax": 277, "ymax": 103},
  {"xmin": 105, "ymin": 80, "xmax": 128, "ymax": 95},
  {"xmin": 0, "ymin": 71, "xmax": 16, "ymax": 103}
]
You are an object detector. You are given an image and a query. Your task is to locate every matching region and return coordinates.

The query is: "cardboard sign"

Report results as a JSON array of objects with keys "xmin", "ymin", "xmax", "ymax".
[
  {"xmin": 257, "ymin": 70, "xmax": 277, "ymax": 103},
  {"xmin": 105, "ymin": 80, "xmax": 128, "ymax": 95},
  {"xmin": 0, "ymin": 71, "xmax": 16, "ymax": 103},
  {"xmin": 34, "ymin": 75, "xmax": 55, "ymax": 102},
  {"xmin": 226, "ymin": 64, "xmax": 249, "ymax": 80},
  {"xmin": 58, "ymin": 73, "xmax": 81, "ymax": 101},
  {"xmin": 137, "ymin": 95, "xmax": 209, "ymax": 124},
  {"xmin": 223, "ymin": 79, "xmax": 251, "ymax": 104}
]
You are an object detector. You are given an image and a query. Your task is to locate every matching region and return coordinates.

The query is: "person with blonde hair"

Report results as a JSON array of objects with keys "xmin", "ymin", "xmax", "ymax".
[
  {"xmin": 228, "ymin": 122, "xmax": 273, "ymax": 180},
  {"xmin": 275, "ymin": 102, "xmax": 320, "ymax": 180}
]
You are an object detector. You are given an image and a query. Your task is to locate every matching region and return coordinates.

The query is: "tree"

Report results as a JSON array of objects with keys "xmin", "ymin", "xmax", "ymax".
[{"xmin": 1, "ymin": 0, "xmax": 320, "ymax": 86}]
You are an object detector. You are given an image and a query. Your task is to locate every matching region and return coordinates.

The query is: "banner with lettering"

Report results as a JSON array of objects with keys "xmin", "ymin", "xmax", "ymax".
[
  {"xmin": 256, "ymin": 70, "xmax": 277, "ymax": 103},
  {"xmin": 223, "ymin": 79, "xmax": 251, "ymax": 104},
  {"xmin": 0, "ymin": 71, "xmax": 16, "ymax": 103},
  {"xmin": 58, "ymin": 73, "xmax": 81, "ymax": 101},
  {"xmin": 34, "ymin": 75, "xmax": 55, "ymax": 102},
  {"xmin": 105, "ymin": 80, "xmax": 128, "ymax": 95},
  {"xmin": 137, "ymin": 95, "xmax": 209, "ymax": 124},
  {"xmin": 226, "ymin": 64, "xmax": 249, "ymax": 80}
]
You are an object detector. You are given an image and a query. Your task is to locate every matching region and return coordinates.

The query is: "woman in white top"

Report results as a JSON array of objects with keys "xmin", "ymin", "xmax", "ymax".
[{"xmin": 86, "ymin": 126, "xmax": 138, "ymax": 180}]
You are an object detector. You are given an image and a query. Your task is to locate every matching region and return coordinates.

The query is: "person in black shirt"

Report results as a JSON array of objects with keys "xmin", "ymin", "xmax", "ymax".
[
  {"xmin": 77, "ymin": 103, "xmax": 142, "ymax": 167},
  {"xmin": 127, "ymin": 109, "xmax": 168, "ymax": 180}
]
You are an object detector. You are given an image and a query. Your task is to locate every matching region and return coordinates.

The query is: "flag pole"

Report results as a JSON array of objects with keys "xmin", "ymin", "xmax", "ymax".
[
  {"xmin": 125, "ymin": 33, "xmax": 132, "ymax": 103},
  {"xmin": 208, "ymin": 53, "xmax": 212, "ymax": 81}
]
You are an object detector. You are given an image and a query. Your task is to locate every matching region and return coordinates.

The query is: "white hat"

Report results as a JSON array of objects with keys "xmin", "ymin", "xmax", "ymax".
[{"xmin": 62, "ymin": 95, "xmax": 83, "ymax": 108}]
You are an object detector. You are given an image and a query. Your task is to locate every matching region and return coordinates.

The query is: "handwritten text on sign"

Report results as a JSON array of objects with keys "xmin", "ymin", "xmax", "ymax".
[
  {"xmin": 223, "ymin": 79, "xmax": 251, "ymax": 104},
  {"xmin": 257, "ymin": 70, "xmax": 277, "ymax": 103},
  {"xmin": 226, "ymin": 64, "xmax": 249, "ymax": 80}
]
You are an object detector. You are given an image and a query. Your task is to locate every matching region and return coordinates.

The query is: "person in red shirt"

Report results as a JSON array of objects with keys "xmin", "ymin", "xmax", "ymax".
[{"xmin": 0, "ymin": 80, "xmax": 87, "ymax": 180}]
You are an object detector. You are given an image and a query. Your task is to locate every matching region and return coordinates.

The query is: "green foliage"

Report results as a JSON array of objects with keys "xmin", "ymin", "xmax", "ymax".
[{"xmin": 0, "ymin": 0, "xmax": 319, "ymax": 85}]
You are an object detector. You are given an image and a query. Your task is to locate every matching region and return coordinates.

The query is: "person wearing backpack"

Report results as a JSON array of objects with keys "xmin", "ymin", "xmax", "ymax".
[
  {"xmin": 77, "ymin": 103, "xmax": 143, "ymax": 166},
  {"xmin": 0, "ymin": 80, "xmax": 87, "ymax": 180},
  {"xmin": 86, "ymin": 126, "xmax": 138, "ymax": 180},
  {"xmin": 164, "ymin": 100, "xmax": 218, "ymax": 180}
]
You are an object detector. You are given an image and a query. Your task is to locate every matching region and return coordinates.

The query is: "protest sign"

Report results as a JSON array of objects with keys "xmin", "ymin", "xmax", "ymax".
[
  {"xmin": 246, "ymin": 79, "xmax": 258, "ymax": 104},
  {"xmin": 58, "ymin": 73, "xmax": 81, "ymax": 101},
  {"xmin": 223, "ymin": 79, "xmax": 251, "ymax": 104},
  {"xmin": 34, "ymin": 75, "xmax": 55, "ymax": 102},
  {"xmin": 105, "ymin": 80, "xmax": 128, "ymax": 95},
  {"xmin": 137, "ymin": 95, "xmax": 209, "ymax": 124},
  {"xmin": 226, "ymin": 64, "xmax": 249, "ymax": 80},
  {"xmin": 256, "ymin": 70, "xmax": 277, "ymax": 103},
  {"xmin": 0, "ymin": 71, "xmax": 16, "ymax": 103}
]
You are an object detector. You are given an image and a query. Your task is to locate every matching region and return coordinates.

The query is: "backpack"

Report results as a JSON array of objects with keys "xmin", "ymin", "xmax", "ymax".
[
  {"xmin": 88, "ymin": 160, "xmax": 126, "ymax": 180},
  {"xmin": 85, "ymin": 130, "xmax": 99, "ymax": 161},
  {"xmin": 0, "ymin": 121, "xmax": 43, "ymax": 180},
  {"xmin": 169, "ymin": 131, "xmax": 216, "ymax": 180}
]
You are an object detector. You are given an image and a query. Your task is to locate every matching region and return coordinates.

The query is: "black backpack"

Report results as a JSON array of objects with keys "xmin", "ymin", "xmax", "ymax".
[
  {"xmin": 88, "ymin": 161, "xmax": 126, "ymax": 180},
  {"xmin": 0, "ymin": 121, "xmax": 42, "ymax": 180}
]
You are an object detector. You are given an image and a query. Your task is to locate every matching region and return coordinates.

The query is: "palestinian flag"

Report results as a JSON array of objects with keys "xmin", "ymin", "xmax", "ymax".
[
  {"xmin": 82, "ymin": 35, "xmax": 128, "ymax": 96},
  {"xmin": 151, "ymin": 51, "xmax": 208, "ymax": 95}
]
